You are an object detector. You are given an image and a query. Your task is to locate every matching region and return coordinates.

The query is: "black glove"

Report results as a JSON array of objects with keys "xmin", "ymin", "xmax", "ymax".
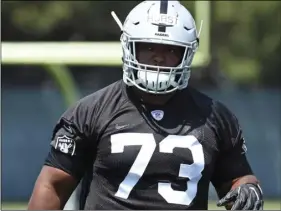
[{"xmin": 217, "ymin": 183, "xmax": 264, "ymax": 210}]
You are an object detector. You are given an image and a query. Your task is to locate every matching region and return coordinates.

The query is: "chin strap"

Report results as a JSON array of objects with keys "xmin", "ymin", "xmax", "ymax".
[{"xmin": 111, "ymin": 11, "xmax": 123, "ymax": 31}]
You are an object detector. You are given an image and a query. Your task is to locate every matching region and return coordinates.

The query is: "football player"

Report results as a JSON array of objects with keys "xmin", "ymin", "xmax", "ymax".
[{"xmin": 28, "ymin": 0, "xmax": 263, "ymax": 210}]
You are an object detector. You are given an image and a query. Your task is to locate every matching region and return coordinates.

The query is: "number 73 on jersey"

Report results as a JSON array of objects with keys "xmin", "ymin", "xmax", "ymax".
[{"xmin": 111, "ymin": 133, "xmax": 205, "ymax": 206}]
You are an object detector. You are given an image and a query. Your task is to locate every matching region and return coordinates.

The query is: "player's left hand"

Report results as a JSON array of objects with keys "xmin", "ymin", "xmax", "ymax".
[{"xmin": 217, "ymin": 183, "xmax": 264, "ymax": 210}]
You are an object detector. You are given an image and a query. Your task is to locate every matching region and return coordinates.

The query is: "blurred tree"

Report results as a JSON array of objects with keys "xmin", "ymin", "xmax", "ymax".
[
  {"xmin": 1, "ymin": 1, "xmax": 143, "ymax": 41},
  {"xmin": 212, "ymin": 1, "xmax": 281, "ymax": 87},
  {"xmin": 1, "ymin": 1, "xmax": 280, "ymax": 87}
]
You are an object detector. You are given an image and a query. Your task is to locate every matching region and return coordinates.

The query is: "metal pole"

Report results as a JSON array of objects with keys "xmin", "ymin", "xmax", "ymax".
[
  {"xmin": 195, "ymin": 1, "xmax": 211, "ymax": 65},
  {"xmin": 45, "ymin": 65, "xmax": 81, "ymax": 210}
]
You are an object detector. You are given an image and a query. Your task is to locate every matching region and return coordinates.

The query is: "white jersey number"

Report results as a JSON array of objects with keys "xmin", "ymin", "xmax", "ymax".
[{"xmin": 111, "ymin": 133, "xmax": 205, "ymax": 206}]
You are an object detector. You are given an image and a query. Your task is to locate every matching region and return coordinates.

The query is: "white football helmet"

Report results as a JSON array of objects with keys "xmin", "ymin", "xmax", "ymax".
[{"xmin": 112, "ymin": 0, "xmax": 201, "ymax": 94}]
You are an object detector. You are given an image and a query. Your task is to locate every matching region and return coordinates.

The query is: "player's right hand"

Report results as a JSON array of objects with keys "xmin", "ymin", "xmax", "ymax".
[{"xmin": 217, "ymin": 183, "xmax": 264, "ymax": 210}]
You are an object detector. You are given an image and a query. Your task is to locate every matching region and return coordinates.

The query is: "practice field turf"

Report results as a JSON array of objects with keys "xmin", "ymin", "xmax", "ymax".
[{"xmin": 2, "ymin": 200, "xmax": 280, "ymax": 210}]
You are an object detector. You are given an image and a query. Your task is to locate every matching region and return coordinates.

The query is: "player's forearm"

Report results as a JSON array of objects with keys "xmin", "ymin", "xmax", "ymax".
[
  {"xmin": 231, "ymin": 174, "xmax": 260, "ymax": 189},
  {"xmin": 27, "ymin": 183, "xmax": 66, "ymax": 210},
  {"xmin": 216, "ymin": 175, "xmax": 260, "ymax": 203},
  {"xmin": 218, "ymin": 175, "xmax": 260, "ymax": 210},
  {"xmin": 216, "ymin": 175, "xmax": 263, "ymax": 210}
]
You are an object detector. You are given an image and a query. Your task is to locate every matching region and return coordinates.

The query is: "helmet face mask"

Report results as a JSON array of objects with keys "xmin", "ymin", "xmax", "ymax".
[{"xmin": 115, "ymin": 1, "xmax": 200, "ymax": 94}]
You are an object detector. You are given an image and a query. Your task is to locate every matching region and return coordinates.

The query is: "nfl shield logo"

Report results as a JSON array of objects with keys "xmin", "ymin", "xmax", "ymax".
[{"xmin": 151, "ymin": 110, "xmax": 164, "ymax": 121}]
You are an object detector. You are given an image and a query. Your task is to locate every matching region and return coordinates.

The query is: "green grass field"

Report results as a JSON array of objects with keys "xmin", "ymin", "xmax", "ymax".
[{"xmin": 2, "ymin": 200, "xmax": 280, "ymax": 210}]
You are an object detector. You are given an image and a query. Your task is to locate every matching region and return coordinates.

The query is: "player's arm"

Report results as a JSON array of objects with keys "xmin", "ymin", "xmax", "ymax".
[
  {"xmin": 28, "ymin": 101, "xmax": 95, "ymax": 210},
  {"xmin": 211, "ymin": 139, "xmax": 263, "ymax": 210},
  {"xmin": 211, "ymin": 102, "xmax": 263, "ymax": 210},
  {"xmin": 28, "ymin": 165, "xmax": 77, "ymax": 210}
]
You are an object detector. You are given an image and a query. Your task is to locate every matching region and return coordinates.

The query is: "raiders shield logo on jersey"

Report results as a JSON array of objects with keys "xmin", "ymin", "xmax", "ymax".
[
  {"xmin": 241, "ymin": 137, "xmax": 247, "ymax": 154},
  {"xmin": 55, "ymin": 135, "xmax": 76, "ymax": 156}
]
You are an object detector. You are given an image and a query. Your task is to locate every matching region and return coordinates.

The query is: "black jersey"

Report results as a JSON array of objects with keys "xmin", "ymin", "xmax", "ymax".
[{"xmin": 45, "ymin": 80, "xmax": 253, "ymax": 210}]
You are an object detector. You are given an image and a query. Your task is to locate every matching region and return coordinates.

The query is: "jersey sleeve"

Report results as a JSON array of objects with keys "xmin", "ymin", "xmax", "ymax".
[
  {"xmin": 211, "ymin": 101, "xmax": 253, "ymax": 193},
  {"xmin": 44, "ymin": 98, "xmax": 97, "ymax": 181}
]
